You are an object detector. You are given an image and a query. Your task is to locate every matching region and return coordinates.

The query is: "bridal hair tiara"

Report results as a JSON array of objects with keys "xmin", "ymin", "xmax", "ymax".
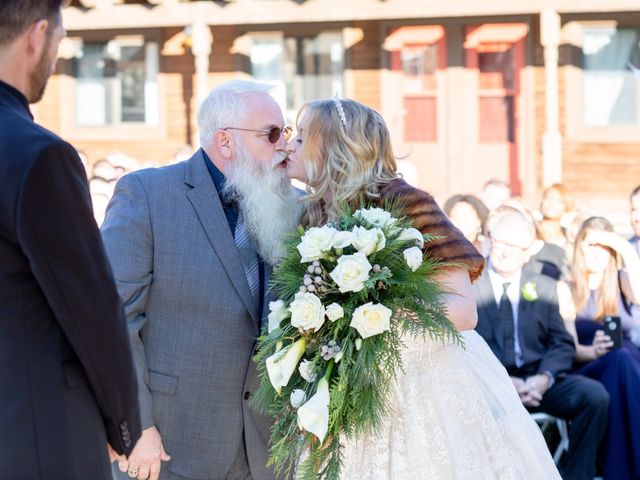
[{"xmin": 333, "ymin": 93, "xmax": 347, "ymax": 127}]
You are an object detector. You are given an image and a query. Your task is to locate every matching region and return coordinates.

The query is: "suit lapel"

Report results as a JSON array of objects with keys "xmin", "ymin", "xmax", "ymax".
[
  {"xmin": 477, "ymin": 271, "xmax": 504, "ymax": 351},
  {"xmin": 184, "ymin": 151, "xmax": 257, "ymax": 324}
]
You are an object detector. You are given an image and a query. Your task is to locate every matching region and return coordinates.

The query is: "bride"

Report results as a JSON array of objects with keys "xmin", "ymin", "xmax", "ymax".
[{"xmin": 283, "ymin": 97, "xmax": 561, "ymax": 479}]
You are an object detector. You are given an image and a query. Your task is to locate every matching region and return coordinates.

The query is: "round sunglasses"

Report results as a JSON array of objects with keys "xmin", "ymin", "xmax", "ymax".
[{"xmin": 222, "ymin": 125, "xmax": 293, "ymax": 144}]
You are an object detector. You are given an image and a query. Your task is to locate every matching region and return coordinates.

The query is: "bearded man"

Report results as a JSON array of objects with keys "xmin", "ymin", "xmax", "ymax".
[{"xmin": 102, "ymin": 80, "xmax": 300, "ymax": 480}]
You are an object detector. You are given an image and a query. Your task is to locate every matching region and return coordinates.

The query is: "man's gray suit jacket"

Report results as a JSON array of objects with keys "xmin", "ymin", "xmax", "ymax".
[{"xmin": 101, "ymin": 150, "xmax": 274, "ymax": 480}]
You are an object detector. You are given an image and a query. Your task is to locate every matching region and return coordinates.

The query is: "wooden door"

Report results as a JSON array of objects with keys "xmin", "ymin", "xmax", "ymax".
[
  {"xmin": 382, "ymin": 25, "xmax": 447, "ymax": 197},
  {"xmin": 465, "ymin": 24, "xmax": 527, "ymax": 195}
]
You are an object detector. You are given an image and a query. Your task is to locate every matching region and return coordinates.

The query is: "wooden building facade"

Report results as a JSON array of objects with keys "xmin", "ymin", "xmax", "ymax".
[{"xmin": 37, "ymin": 0, "xmax": 640, "ymax": 222}]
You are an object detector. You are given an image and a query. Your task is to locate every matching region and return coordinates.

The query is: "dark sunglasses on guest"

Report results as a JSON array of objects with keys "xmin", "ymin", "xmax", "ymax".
[{"xmin": 222, "ymin": 125, "xmax": 293, "ymax": 144}]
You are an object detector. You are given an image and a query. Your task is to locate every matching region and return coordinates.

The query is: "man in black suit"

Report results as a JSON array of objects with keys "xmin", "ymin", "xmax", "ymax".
[
  {"xmin": 474, "ymin": 210, "xmax": 609, "ymax": 480},
  {"xmin": 0, "ymin": 2, "xmax": 141, "ymax": 478}
]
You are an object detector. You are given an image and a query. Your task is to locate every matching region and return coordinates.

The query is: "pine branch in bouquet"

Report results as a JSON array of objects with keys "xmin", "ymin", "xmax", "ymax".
[{"xmin": 250, "ymin": 203, "xmax": 465, "ymax": 479}]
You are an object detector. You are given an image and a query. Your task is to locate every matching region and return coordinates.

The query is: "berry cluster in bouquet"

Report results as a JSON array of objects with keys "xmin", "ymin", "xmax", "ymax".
[{"xmin": 251, "ymin": 205, "xmax": 461, "ymax": 480}]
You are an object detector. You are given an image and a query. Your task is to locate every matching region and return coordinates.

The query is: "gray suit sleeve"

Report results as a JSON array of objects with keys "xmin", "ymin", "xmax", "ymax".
[{"xmin": 101, "ymin": 173, "xmax": 156, "ymax": 429}]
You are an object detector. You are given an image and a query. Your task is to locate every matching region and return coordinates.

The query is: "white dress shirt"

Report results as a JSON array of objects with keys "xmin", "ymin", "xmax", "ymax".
[{"xmin": 487, "ymin": 263, "xmax": 524, "ymax": 368}]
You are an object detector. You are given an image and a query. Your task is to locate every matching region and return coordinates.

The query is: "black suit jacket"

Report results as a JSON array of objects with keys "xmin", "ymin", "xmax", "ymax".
[
  {"xmin": 473, "ymin": 267, "xmax": 575, "ymax": 379},
  {"xmin": 0, "ymin": 81, "xmax": 140, "ymax": 479}
]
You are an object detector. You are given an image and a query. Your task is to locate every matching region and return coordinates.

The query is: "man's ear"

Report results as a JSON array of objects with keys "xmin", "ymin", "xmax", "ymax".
[
  {"xmin": 528, "ymin": 239, "xmax": 545, "ymax": 257},
  {"xmin": 27, "ymin": 19, "xmax": 50, "ymax": 61},
  {"xmin": 523, "ymin": 238, "xmax": 544, "ymax": 264},
  {"xmin": 214, "ymin": 130, "xmax": 234, "ymax": 159}
]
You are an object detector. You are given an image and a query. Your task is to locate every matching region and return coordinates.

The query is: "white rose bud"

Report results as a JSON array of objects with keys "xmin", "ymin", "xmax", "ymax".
[
  {"xmin": 355, "ymin": 338, "xmax": 363, "ymax": 351},
  {"xmin": 329, "ymin": 252, "xmax": 372, "ymax": 293},
  {"xmin": 350, "ymin": 302, "xmax": 392, "ymax": 339},
  {"xmin": 403, "ymin": 246, "xmax": 423, "ymax": 272},
  {"xmin": 298, "ymin": 359, "xmax": 318, "ymax": 382},
  {"xmin": 297, "ymin": 225, "xmax": 337, "ymax": 263},
  {"xmin": 334, "ymin": 351, "xmax": 344, "ymax": 363},
  {"xmin": 354, "ymin": 207, "xmax": 397, "ymax": 228},
  {"xmin": 290, "ymin": 389, "xmax": 307, "ymax": 408},
  {"xmin": 331, "ymin": 230, "xmax": 353, "ymax": 249},
  {"xmin": 325, "ymin": 303, "xmax": 344, "ymax": 322},
  {"xmin": 351, "ymin": 226, "xmax": 386, "ymax": 256},
  {"xmin": 267, "ymin": 300, "xmax": 290, "ymax": 333},
  {"xmin": 398, "ymin": 227, "xmax": 425, "ymax": 248},
  {"xmin": 290, "ymin": 292, "xmax": 326, "ymax": 332}
]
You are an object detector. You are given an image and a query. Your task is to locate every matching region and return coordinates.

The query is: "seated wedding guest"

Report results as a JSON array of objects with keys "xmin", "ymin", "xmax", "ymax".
[
  {"xmin": 478, "ymin": 178, "xmax": 511, "ymax": 212},
  {"xmin": 474, "ymin": 210, "xmax": 609, "ymax": 480},
  {"xmin": 538, "ymin": 183, "xmax": 574, "ymax": 250},
  {"xmin": 630, "ymin": 186, "xmax": 640, "ymax": 257},
  {"xmin": 488, "ymin": 202, "xmax": 569, "ymax": 281},
  {"xmin": 443, "ymin": 193, "xmax": 489, "ymax": 252},
  {"xmin": 563, "ymin": 216, "xmax": 640, "ymax": 480}
]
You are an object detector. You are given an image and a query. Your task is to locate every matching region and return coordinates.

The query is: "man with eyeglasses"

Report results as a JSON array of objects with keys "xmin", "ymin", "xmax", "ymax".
[
  {"xmin": 102, "ymin": 80, "xmax": 300, "ymax": 480},
  {"xmin": 473, "ymin": 210, "xmax": 609, "ymax": 480}
]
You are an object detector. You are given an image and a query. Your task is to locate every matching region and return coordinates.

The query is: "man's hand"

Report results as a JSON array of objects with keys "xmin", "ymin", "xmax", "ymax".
[
  {"xmin": 519, "ymin": 374, "xmax": 551, "ymax": 407},
  {"xmin": 510, "ymin": 376, "xmax": 526, "ymax": 394},
  {"xmin": 510, "ymin": 376, "xmax": 534, "ymax": 405},
  {"xmin": 118, "ymin": 426, "xmax": 171, "ymax": 480},
  {"xmin": 108, "ymin": 443, "xmax": 126, "ymax": 463}
]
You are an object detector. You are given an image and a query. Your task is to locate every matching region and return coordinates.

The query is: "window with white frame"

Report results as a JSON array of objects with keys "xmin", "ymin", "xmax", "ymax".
[
  {"xmin": 249, "ymin": 32, "xmax": 344, "ymax": 122},
  {"xmin": 73, "ymin": 37, "xmax": 159, "ymax": 127},
  {"xmin": 582, "ymin": 26, "xmax": 640, "ymax": 127}
]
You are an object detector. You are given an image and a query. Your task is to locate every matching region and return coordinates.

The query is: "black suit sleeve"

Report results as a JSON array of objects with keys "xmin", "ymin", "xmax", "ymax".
[
  {"xmin": 16, "ymin": 140, "xmax": 141, "ymax": 455},
  {"xmin": 537, "ymin": 284, "xmax": 576, "ymax": 377}
]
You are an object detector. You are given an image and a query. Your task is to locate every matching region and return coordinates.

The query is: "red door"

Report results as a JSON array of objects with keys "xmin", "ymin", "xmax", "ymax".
[
  {"xmin": 465, "ymin": 24, "xmax": 527, "ymax": 195},
  {"xmin": 382, "ymin": 25, "xmax": 448, "ymax": 197}
]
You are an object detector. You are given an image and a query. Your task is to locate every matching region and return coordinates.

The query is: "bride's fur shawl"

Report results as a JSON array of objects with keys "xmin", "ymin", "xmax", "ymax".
[{"xmin": 380, "ymin": 178, "xmax": 485, "ymax": 282}]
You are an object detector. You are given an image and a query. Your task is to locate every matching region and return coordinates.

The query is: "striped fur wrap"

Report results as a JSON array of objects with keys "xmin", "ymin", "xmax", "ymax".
[{"xmin": 380, "ymin": 178, "xmax": 485, "ymax": 282}]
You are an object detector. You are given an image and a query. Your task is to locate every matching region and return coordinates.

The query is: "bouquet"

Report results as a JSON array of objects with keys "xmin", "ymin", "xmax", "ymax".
[{"xmin": 251, "ymin": 205, "xmax": 461, "ymax": 479}]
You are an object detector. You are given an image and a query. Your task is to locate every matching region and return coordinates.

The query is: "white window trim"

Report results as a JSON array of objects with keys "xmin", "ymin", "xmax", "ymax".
[
  {"xmin": 59, "ymin": 35, "xmax": 164, "ymax": 141},
  {"xmin": 563, "ymin": 20, "xmax": 640, "ymax": 144}
]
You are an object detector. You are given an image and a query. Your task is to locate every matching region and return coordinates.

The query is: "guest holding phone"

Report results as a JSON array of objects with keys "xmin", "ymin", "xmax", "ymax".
[{"xmin": 559, "ymin": 216, "xmax": 640, "ymax": 480}]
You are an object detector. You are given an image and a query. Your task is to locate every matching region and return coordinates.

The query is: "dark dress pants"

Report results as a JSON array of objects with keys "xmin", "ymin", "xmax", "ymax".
[{"xmin": 528, "ymin": 374, "xmax": 609, "ymax": 480}]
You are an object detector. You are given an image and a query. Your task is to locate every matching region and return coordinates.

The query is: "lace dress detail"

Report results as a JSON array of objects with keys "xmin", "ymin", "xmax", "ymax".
[{"xmin": 339, "ymin": 331, "xmax": 561, "ymax": 480}]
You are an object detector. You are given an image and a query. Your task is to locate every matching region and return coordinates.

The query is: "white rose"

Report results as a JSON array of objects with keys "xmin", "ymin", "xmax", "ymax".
[
  {"xmin": 297, "ymin": 225, "xmax": 337, "ymax": 262},
  {"xmin": 331, "ymin": 230, "xmax": 352, "ymax": 249},
  {"xmin": 325, "ymin": 303, "xmax": 344, "ymax": 322},
  {"xmin": 290, "ymin": 292, "xmax": 326, "ymax": 332},
  {"xmin": 297, "ymin": 377, "xmax": 330, "ymax": 442},
  {"xmin": 397, "ymin": 227, "xmax": 425, "ymax": 248},
  {"xmin": 290, "ymin": 389, "xmax": 307, "ymax": 408},
  {"xmin": 267, "ymin": 300, "xmax": 290, "ymax": 333},
  {"xmin": 350, "ymin": 302, "xmax": 392, "ymax": 339},
  {"xmin": 329, "ymin": 252, "xmax": 372, "ymax": 293},
  {"xmin": 266, "ymin": 338, "xmax": 306, "ymax": 393},
  {"xmin": 403, "ymin": 246, "xmax": 423, "ymax": 272},
  {"xmin": 351, "ymin": 226, "xmax": 386, "ymax": 256},
  {"xmin": 354, "ymin": 207, "xmax": 397, "ymax": 228},
  {"xmin": 298, "ymin": 359, "xmax": 318, "ymax": 382}
]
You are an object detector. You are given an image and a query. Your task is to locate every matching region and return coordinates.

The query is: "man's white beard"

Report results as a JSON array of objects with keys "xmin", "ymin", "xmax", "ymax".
[{"xmin": 222, "ymin": 143, "xmax": 301, "ymax": 265}]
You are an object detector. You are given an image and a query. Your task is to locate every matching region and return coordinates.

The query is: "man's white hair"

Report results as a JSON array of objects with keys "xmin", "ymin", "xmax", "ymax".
[{"xmin": 197, "ymin": 79, "xmax": 274, "ymax": 149}]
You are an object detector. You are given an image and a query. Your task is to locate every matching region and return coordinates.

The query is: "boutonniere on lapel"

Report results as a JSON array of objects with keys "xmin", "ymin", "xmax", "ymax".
[{"xmin": 521, "ymin": 282, "xmax": 539, "ymax": 302}]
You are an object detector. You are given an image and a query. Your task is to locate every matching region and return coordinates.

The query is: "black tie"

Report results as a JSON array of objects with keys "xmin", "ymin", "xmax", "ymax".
[{"xmin": 499, "ymin": 282, "xmax": 516, "ymax": 368}]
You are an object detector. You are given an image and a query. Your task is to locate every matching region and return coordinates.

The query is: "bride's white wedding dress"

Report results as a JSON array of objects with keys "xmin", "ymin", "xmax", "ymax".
[{"xmin": 339, "ymin": 330, "xmax": 561, "ymax": 479}]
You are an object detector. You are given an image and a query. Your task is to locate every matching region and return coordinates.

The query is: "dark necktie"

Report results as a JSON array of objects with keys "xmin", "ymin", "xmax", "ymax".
[{"xmin": 499, "ymin": 282, "xmax": 516, "ymax": 368}]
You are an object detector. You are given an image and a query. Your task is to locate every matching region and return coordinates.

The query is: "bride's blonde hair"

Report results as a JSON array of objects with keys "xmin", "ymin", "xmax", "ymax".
[{"xmin": 298, "ymin": 99, "xmax": 399, "ymax": 226}]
